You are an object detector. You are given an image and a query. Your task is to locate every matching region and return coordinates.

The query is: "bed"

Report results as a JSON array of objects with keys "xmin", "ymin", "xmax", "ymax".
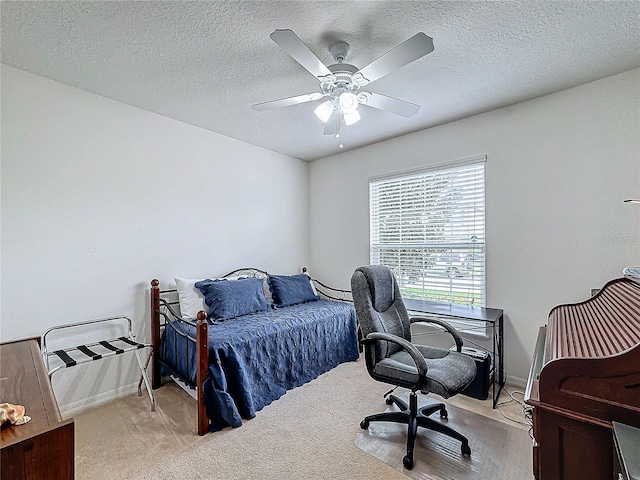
[{"xmin": 150, "ymin": 268, "xmax": 359, "ymax": 435}]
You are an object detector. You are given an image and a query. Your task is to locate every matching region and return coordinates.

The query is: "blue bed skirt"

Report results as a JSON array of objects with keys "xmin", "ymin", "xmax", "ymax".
[{"xmin": 161, "ymin": 299, "xmax": 359, "ymax": 431}]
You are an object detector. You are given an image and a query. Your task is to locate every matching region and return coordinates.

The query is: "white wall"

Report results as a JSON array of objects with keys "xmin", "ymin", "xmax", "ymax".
[
  {"xmin": 1, "ymin": 65, "xmax": 310, "ymax": 413},
  {"xmin": 3, "ymin": 65, "xmax": 638, "ymax": 412},
  {"xmin": 309, "ymin": 68, "xmax": 640, "ymax": 385}
]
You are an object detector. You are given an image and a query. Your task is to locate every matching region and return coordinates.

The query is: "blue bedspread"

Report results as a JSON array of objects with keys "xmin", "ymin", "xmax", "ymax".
[{"xmin": 161, "ymin": 299, "xmax": 359, "ymax": 431}]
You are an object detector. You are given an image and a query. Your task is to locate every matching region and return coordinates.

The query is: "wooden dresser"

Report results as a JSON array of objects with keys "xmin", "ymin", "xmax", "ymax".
[{"xmin": 0, "ymin": 339, "xmax": 74, "ymax": 480}]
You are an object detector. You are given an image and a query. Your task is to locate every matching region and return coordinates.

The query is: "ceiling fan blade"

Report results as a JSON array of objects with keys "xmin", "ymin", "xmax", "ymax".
[
  {"xmin": 355, "ymin": 33, "xmax": 434, "ymax": 85},
  {"xmin": 323, "ymin": 110, "xmax": 339, "ymax": 135},
  {"xmin": 252, "ymin": 92, "xmax": 326, "ymax": 111},
  {"xmin": 270, "ymin": 29, "xmax": 332, "ymax": 78},
  {"xmin": 361, "ymin": 92, "xmax": 421, "ymax": 117}
]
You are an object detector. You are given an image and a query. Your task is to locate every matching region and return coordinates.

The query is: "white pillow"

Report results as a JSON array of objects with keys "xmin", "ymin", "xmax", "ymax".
[{"xmin": 174, "ymin": 276, "xmax": 244, "ymax": 319}]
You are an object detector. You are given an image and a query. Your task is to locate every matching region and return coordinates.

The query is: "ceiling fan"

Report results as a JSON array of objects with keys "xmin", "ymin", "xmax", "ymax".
[{"xmin": 252, "ymin": 29, "xmax": 434, "ymax": 144}]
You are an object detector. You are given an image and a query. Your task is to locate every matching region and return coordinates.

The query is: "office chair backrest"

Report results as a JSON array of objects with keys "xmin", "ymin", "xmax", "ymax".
[{"xmin": 351, "ymin": 265, "xmax": 412, "ymax": 364}]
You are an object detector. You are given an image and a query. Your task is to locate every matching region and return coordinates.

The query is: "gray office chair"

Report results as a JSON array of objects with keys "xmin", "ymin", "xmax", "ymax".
[{"xmin": 351, "ymin": 265, "xmax": 477, "ymax": 469}]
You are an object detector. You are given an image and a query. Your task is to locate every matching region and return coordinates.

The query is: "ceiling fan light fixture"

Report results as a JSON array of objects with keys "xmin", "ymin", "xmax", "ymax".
[
  {"xmin": 338, "ymin": 92, "xmax": 359, "ymax": 114},
  {"xmin": 314, "ymin": 100, "xmax": 334, "ymax": 123},
  {"xmin": 351, "ymin": 72, "xmax": 369, "ymax": 86},
  {"xmin": 343, "ymin": 110, "xmax": 361, "ymax": 126}
]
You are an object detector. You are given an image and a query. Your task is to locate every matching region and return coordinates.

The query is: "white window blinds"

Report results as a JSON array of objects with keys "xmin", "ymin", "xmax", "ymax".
[{"xmin": 369, "ymin": 158, "xmax": 486, "ymax": 306}]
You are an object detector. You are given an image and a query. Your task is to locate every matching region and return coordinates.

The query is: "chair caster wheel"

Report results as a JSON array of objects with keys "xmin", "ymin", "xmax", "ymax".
[
  {"xmin": 385, "ymin": 396, "xmax": 394, "ymax": 405},
  {"xmin": 461, "ymin": 443, "xmax": 471, "ymax": 456},
  {"xmin": 403, "ymin": 455, "xmax": 414, "ymax": 469},
  {"xmin": 360, "ymin": 419, "xmax": 369, "ymax": 429}
]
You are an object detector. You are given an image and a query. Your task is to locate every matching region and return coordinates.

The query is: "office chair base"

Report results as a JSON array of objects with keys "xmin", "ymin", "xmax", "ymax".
[{"xmin": 360, "ymin": 391, "xmax": 471, "ymax": 470}]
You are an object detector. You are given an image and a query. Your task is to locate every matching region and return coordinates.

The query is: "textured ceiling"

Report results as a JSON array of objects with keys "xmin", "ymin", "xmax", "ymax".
[{"xmin": 2, "ymin": 1, "xmax": 639, "ymax": 161}]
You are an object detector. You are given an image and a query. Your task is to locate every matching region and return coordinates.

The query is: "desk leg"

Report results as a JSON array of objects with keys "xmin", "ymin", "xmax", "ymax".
[{"xmin": 492, "ymin": 313, "xmax": 505, "ymax": 408}]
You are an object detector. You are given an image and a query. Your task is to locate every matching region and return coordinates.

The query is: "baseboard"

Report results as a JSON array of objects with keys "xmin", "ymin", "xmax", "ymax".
[
  {"xmin": 504, "ymin": 376, "xmax": 527, "ymax": 390},
  {"xmin": 56, "ymin": 375, "xmax": 529, "ymax": 418},
  {"xmin": 59, "ymin": 383, "xmax": 140, "ymax": 418}
]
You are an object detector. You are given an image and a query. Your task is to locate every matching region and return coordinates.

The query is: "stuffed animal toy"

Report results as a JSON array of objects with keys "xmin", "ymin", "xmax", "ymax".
[{"xmin": 0, "ymin": 403, "xmax": 31, "ymax": 426}]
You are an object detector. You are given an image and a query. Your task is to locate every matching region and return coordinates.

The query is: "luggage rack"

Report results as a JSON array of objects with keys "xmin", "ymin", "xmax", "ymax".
[{"xmin": 41, "ymin": 316, "xmax": 155, "ymax": 411}]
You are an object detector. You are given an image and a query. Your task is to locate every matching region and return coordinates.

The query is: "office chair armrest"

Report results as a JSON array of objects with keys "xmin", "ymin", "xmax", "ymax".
[
  {"xmin": 362, "ymin": 332, "xmax": 428, "ymax": 378},
  {"xmin": 410, "ymin": 316, "xmax": 464, "ymax": 352}
]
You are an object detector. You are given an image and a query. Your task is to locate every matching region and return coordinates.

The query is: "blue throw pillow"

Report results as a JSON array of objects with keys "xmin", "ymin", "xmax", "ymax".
[
  {"xmin": 195, "ymin": 277, "xmax": 270, "ymax": 321},
  {"xmin": 268, "ymin": 274, "xmax": 320, "ymax": 307}
]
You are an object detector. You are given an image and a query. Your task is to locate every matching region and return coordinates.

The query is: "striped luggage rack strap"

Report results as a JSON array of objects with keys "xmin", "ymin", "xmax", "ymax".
[{"xmin": 50, "ymin": 337, "xmax": 150, "ymax": 368}]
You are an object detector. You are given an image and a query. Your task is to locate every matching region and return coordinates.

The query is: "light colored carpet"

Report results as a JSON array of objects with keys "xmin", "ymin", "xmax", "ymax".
[
  {"xmin": 74, "ymin": 357, "xmax": 531, "ymax": 479},
  {"xmin": 354, "ymin": 392, "xmax": 534, "ymax": 480}
]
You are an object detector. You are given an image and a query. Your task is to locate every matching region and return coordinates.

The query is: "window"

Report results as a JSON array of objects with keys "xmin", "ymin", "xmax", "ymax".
[{"xmin": 369, "ymin": 156, "xmax": 486, "ymax": 307}]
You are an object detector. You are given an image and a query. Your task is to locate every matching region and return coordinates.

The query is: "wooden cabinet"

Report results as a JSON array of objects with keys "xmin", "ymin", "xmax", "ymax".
[
  {"xmin": 530, "ymin": 405, "xmax": 613, "ymax": 480},
  {"xmin": 0, "ymin": 339, "xmax": 74, "ymax": 480}
]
